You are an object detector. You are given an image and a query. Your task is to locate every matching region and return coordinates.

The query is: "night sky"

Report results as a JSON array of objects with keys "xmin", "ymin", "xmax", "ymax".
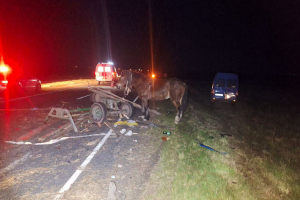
[{"xmin": 0, "ymin": 0, "xmax": 299, "ymax": 80}]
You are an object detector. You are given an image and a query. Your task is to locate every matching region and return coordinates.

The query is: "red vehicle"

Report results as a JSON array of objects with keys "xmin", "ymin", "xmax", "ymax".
[{"xmin": 95, "ymin": 62, "xmax": 117, "ymax": 85}]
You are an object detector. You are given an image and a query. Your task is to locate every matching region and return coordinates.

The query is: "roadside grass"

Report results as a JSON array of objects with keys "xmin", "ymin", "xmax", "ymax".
[
  {"xmin": 143, "ymin": 82, "xmax": 300, "ymax": 199},
  {"xmin": 144, "ymin": 98, "xmax": 256, "ymax": 200},
  {"xmin": 228, "ymin": 85, "xmax": 300, "ymax": 199}
]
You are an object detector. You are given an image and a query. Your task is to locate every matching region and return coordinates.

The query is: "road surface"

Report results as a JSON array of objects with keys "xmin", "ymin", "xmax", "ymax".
[{"xmin": 0, "ymin": 79, "xmax": 163, "ymax": 200}]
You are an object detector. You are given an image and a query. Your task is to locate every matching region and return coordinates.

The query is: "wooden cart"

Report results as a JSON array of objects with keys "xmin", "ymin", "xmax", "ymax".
[{"xmin": 88, "ymin": 87, "xmax": 136, "ymax": 123}]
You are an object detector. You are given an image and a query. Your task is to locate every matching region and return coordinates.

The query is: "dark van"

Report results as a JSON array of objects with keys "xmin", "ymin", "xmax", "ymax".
[{"xmin": 211, "ymin": 73, "xmax": 239, "ymax": 103}]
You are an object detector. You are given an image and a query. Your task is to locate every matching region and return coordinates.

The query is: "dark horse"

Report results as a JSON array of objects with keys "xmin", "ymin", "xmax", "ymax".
[{"xmin": 116, "ymin": 70, "xmax": 188, "ymax": 124}]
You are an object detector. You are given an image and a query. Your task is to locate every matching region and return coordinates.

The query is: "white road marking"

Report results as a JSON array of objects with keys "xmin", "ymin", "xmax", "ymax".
[
  {"xmin": 0, "ymin": 152, "xmax": 31, "ymax": 174},
  {"xmin": 54, "ymin": 129, "xmax": 113, "ymax": 199},
  {"xmin": 5, "ymin": 133, "xmax": 115, "ymax": 145}
]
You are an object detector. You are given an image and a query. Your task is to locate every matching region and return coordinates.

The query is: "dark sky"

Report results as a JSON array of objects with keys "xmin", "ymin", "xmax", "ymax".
[{"xmin": 0, "ymin": 0, "xmax": 299, "ymax": 80}]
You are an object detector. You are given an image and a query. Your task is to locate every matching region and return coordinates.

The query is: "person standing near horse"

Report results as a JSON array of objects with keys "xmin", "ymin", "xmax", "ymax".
[{"xmin": 116, "ymin": 70, "xmax": 188, "ymax": 124}]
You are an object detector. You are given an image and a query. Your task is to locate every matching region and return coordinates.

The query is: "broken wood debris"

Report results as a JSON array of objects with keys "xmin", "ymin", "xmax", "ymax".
[
  {"xmin": 103, "ymin": 121, "xmax": 122, "ymax": 137},
  {"xmin": 45, "ymin": 108, "xmax": 78, "ymax": 132}
]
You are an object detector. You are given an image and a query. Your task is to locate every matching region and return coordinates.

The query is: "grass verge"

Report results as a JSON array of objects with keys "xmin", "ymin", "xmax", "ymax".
[
  {"xmin": 143, "ymin": 98, "xmax": 256, "ymax": 200},
  {"xmin": 142, "ymin": 82, "xmax": 300, "ymax": 200}
]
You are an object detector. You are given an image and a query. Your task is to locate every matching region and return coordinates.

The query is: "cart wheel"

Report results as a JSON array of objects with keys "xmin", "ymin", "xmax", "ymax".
[
  {"xmin": 90, "ymin": 102, "xmax": 107, "ymax": 123},
  {"xmin": 120, "ymin": 102, "xmax": 134, "ymax": 118},
  {"xmin": 90, "ymin": 93, "xmax": 102, "ymax": 103}
]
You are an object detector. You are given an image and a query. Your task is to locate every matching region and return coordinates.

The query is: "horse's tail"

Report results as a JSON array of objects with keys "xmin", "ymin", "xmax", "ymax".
[{"xmin": 182, "ymin": 83, "xmax": 188, "ymax": 113}]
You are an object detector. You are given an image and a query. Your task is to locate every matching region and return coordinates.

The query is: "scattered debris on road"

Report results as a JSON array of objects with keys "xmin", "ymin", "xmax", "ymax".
[
  {"xmin": 125, "ymin": 130, "xmax": 133, "ymax": 136},
  {"xmin": 107, "ymin": 181, "xmax": 117, "ymax": 200},
  {"xmin": 161, "ymin": 136, "xmax": 170, "ymax": 141},
  {"xmin": 45, "ymin": 107, "xmax": 78, "ymax": 132},
  {"xmin": 197, "ymin": 142, "xmax": 227, "ymax": 155},
  {"xmin": 114, "ymin": 120, "xmax": 138, "ymax": 127}
]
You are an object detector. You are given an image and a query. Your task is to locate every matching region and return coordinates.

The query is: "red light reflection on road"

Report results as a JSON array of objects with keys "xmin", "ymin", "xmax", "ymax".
[
  {"xmin": 3, "ymin": 90, "xmax": 10, "ymax": 141},
  {"xmin": 2, "ymin": 90, "xmax": 37, "ymax": 141}
]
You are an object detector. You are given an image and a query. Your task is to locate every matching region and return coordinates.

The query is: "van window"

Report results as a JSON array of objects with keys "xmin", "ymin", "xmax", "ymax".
[
  {"xmin": 104, "ymin": 67, "xmax": 111, "ymax": 72},
  {"xmin": 227, "ymin": 79, "xmax": 237, "ymax": 88},
  {"xmin": 216, "ymin": 78, "xmax": 226, "ymax": 87},
  {"xmin": 98, "ymin": 67, "xmax": 104, "ymax": 72}
]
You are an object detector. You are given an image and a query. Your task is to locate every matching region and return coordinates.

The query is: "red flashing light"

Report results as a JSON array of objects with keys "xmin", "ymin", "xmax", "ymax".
[{"xmin": 0, "ymin": 65, "xmax": 10, "ymax": 73}]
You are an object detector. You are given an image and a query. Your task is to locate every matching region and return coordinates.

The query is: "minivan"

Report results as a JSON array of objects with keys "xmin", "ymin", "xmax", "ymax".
[
  {"xmin": 95, "ymin": 62, "xmax": 117, "ymax": 85},
  {"xmin": 211, "ymin": 73, "xmax": 239, "ymax": 103}
]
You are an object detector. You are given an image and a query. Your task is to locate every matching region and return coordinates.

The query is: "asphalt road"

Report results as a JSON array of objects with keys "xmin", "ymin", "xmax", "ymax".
[{"xmin": 0, "ymin": 80, "xmax": 157, "ymax": 200}]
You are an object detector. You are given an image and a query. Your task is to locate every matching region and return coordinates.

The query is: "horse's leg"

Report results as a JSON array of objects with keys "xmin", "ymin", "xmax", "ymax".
[
  {"xmin": 170, "ymin": 82, "xmax": 187, "ymax": 124},
  {"xmin": 143, "ymin": 98, "xmax": 150, "ymax": 120},
  {"xmin": 170, "ymin": 99, "xmax": 182, "ymax": 124},
  {"xmin": 175, "ymin": 105, "xmax": 183, "ymax": 124},
  {"xmin": 141, "ymin": 98, "xmax": 146, "ymax": 118},
  {"xmin": 140, "ymin": 98, "xmax": 150, "ymax": 120}
]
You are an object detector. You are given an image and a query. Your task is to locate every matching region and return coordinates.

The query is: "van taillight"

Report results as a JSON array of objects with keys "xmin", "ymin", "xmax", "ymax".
[{"xmin": 211, "ymin": 89, "xmax": 215, "ymax": 94}]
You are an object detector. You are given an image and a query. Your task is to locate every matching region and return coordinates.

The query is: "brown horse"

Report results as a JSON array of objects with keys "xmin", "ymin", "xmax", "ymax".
[{"xmin": 116, "ymin": 70, "xmax": 188, "ymax": 124}]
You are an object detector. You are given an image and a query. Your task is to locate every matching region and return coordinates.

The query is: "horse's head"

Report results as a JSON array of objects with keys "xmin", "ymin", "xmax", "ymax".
[{"xmin": 116, "ymin": 70, "xmax": 133, "ymax": 95}]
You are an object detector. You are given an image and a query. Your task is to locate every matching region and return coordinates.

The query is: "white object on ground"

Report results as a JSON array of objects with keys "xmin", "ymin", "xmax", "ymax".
[
  {"xmin": 107, "ymin": 182, "xmax": 117, "ymax": 200},
  {"xmin": 6, "ymin": 133, "xmax": 109, "ymax": 146},
  {"xmin": 125, "ymin": 130, "xmax": 133, "ymax": 136},
  {"xmin": 125, "ymin": 130, "xmax": 132, "ymax": 136},
  {"xmin": 120, "ymin": 129, "xmax": 127, "ymax": 134}
]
